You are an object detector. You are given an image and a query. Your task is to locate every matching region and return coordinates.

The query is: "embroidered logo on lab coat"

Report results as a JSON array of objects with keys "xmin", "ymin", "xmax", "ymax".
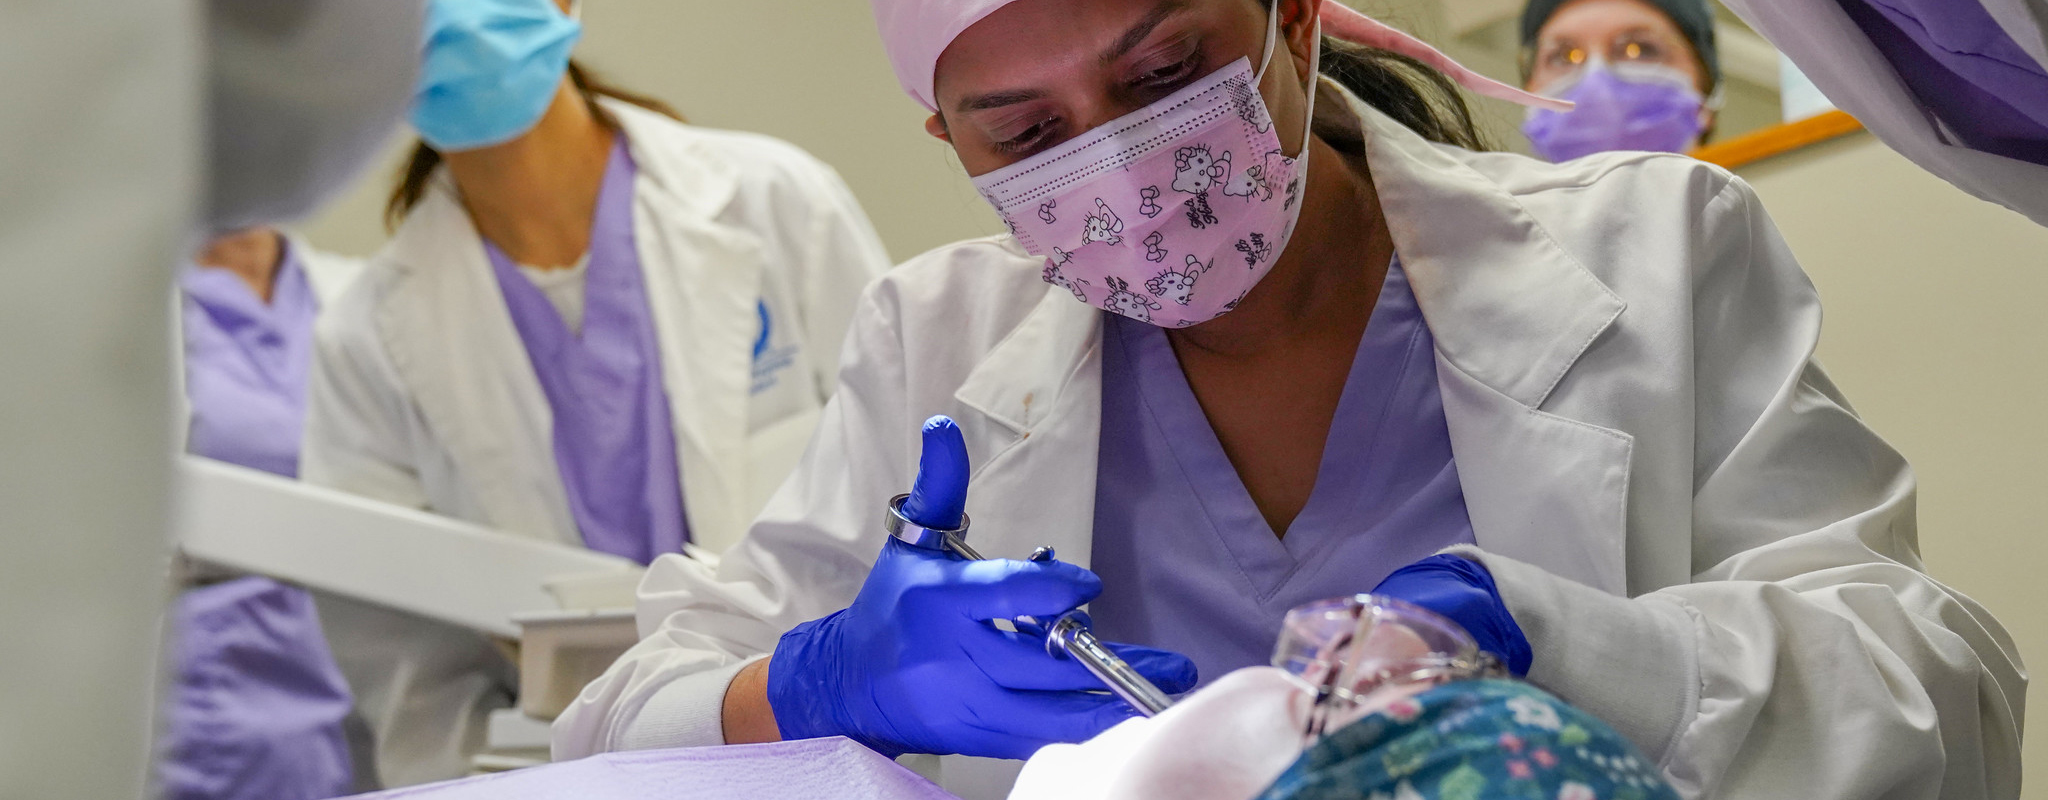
[{"xmin": 751, "ymin": 299, "xmax": 798, "ymax": 395}]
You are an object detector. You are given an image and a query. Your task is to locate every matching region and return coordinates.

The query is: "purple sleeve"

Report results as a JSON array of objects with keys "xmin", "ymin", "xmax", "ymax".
[
  {"xmin": 1841, "ymin": 0, "xmax": 2048, "ymax": 166},
  {"xmin": 159, "ymin": 577, "xmax": 356, "ymax": 800}
]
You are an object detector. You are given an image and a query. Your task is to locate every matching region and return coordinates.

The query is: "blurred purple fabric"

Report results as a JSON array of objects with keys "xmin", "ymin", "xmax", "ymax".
[
  {"xmin": 161, "ymin": 577, "xmax": 357, "ymax": 800},
  {"xmin": 1839, "ymin": 0, "xmax": 2048, "ymax": 166},
  {"xmin": 180, "ymin": 241, "xmax": 319, "ymax": 478},
  {"xmin": 175, "ymin": 240, "xmax": 357, "ymax": 798},
  {"xmin": 347, "ymin": 737, "xmax": 959, "ymax": 800},
  {"xmin": 486, "ymin": 135, "xmax": 689, "ymax": 564}
]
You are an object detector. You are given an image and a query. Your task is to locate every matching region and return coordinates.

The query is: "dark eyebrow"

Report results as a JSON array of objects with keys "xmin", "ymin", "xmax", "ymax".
[
  {"xmin": 960, "ymin": 89, "xmax": 1049, "ymax": 113},
  {"xmin": 1102, "ymin": 0, "xmax": 1192, "ymax": 65},
  {"xmin": 1615, "ymin": 24, "xmax": 1683, "ymax": 42},
  {"xmin": 952, "ymin": 0, "xmax": 1191, "ymax": 115}
]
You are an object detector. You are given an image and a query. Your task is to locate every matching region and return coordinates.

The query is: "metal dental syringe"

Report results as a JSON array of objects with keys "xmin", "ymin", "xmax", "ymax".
[{"xmin": 883, "ymin": 493, "xmax": 1176, "ymax": 717}]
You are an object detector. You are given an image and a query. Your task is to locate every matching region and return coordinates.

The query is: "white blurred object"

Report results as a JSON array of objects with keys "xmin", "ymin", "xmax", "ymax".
[
  {"xmin": 0, "ymin": 4, "xmax": 198, "ymax": 799},
  {"xmin": 1721, "ymin": 0, "xmax": 2048, "ymax": 226},
  {"xmin": 512, "ymin": 609, "xmax": 639, "ymax": 721},
  {"xmin": 543, "ymin": 569, "xmax": 649, "ymax": 610},
  {"xmin": 0, "ymin": 2, "xmax": 421, "ymax": 797},
  {"xmin": 1778, "ymin": 53, "xmax": 1838, "ymax": 122},
  {"xmin": 176, "ymin": 456, "xmax": 642, "ymax": 637},
  {"xmin": 479, "ymin": 708, "xmax": 558, "ymax": 769},
  {"xmin": 206, "ymin": 0, "xmax": 425, "ymax": 230},
  {"xmin": 1008, "ymin": 668, "xmax": 1313, "ymax": 800},
  {"xmin": 177, "ymin": 455, "xmax": 646, "ymax": 784}
]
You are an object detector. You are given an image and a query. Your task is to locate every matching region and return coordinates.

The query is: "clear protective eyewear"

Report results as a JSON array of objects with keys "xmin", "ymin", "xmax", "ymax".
[
  {"xmin": 1529, "ymin": 28, "xmax": 1690, "ymax": 84},
  {"xmin": 1526, "ymin": 33, "xmax": 1721, "ymax": 109},
  {"xmin": 1532, "ymin": 55, "xmax": 1703, "ymax": 97},
  {"xmin": 1271, "ymin": 594, "xmax": 1507, "ymax": 740}
]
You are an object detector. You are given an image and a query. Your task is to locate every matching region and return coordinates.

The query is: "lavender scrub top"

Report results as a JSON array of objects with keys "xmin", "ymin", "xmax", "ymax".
[
  {"xmin": 179, "ymin": 242, "xmax": 320, "ymax": 478},
  {"xmin": 486, "ymin": 135, "xmax": 690, "ymax": 565},
  {"xmin": 1088, "ymin": 257, "xmax": 1476, "ymax": 684},
  {"xmin": 173, "ymin": 243, "xmax": 357, "ymax": 800}
]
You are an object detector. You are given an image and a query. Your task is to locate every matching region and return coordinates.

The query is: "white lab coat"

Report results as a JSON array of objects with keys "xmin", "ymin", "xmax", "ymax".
[
  {"xmin": 292, "ymin": 235, "xmax": 368, "ymax": 306},
  {"xmin": 554, "ymin": 86, "xmax": 2024, "ymax": 800},
  {"xmin": 301, "ymin": 100, "xmax": 890, "ymax": 786},
  {"xmin": 1720, "ymin": 0, "xmax": 2048, "ymax": 227}
]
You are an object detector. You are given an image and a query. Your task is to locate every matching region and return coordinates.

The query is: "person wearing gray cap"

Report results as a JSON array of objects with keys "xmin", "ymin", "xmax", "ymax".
[{"xmin": 1518, "ymin": 0, "xmax": 1721, "ymax": 161}]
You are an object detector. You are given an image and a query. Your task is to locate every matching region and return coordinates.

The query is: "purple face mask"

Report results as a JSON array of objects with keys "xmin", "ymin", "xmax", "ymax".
[{"xmin": 1521, "ymin": 64, "xmax": 1705, "ymax": 163}]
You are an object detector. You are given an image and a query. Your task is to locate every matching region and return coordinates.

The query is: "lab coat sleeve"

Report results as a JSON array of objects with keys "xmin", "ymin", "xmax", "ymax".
[
  {"xmin": 551, "ymin": 276, "xmax": 915, "ymax": 758},
  {"xmin": 1453, "ymin": 177, "xmax": 2025, "ymax": 799},
  {"xmin": 300, "ymin": 277, "xmax": 432, "ymax": 510}
]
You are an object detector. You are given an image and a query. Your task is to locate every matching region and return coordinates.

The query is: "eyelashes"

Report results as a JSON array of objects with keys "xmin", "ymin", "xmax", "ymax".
[
  {"xmin": 1133, "ymin": 54, "xmax": 1201, "ymax": 90},
  {"xmin": 994, "ymin": 119, "xmax": 1059, "ymax": 155},
  {"xmin": 987, "ymin": 43, "xmax": 1205, "ymax": 158}
]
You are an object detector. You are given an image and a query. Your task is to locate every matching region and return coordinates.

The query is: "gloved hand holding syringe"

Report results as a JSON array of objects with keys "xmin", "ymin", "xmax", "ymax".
[
  {"xmin": 764, "ymin": 416, "xmax": 1197, "ymax": 760},
  {"xmin": 885, "ymin": 417, "xmax": 1180, "ymax": 718}
]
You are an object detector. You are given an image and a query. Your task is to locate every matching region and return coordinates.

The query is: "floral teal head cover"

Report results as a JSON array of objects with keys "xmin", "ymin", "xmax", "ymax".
[{"xmin": 1258, "ymin": 680, "xmax": 1677, "ymax": 800}]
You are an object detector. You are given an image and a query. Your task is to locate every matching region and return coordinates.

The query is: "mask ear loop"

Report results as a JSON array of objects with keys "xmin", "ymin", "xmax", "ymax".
[{"xmin": 1252, "ymin": 3, "xmax": 1322, "ymax": 162}]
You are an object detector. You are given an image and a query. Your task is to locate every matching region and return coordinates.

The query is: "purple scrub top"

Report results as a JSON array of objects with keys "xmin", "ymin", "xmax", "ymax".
[
  {"xmin": 174, "ymin": 239, "xmax": 359, "ymax": 800},
  {"xmin": 161, "ymin": 577, "xmax": 358, "ymax": 800},
  {"xmin": 486, "ymin": 135, "xmax": 690, "ymax": 565},
  {"xmin": 1088, "ymin": 258, "xmax": 1476, "ymax": 684},
  {"xmin": 180, "ymin": 242, "xmax": 320, "ymax": 478},
  {"xmin": 1839, "ymin": 0, "xmax": 2048, "ymax": 166}
]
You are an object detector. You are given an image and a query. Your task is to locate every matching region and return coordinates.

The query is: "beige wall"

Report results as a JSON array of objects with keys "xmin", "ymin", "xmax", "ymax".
[
  {"xmin": 299, "ymin": 0, "xmax": 1004, "ymax": 262},
  {"xmin": 1738, "ymin": 134, "xmax": 2046, "ymax": 792}
]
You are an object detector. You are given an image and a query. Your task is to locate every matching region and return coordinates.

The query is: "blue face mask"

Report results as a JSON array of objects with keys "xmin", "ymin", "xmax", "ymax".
[{"xmin": 412, "ymin": 0, "xmax": 582, "ymax": 152}]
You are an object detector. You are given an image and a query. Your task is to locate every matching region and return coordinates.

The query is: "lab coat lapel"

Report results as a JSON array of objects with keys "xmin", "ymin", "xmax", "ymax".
[
  {"xmin": 612, "ymin": 103, "xmax": 761, "ymax": 553},
  {"xmin": 952, "ymin": 288, "xmax": 1106, "ymax": 568},
  {"xmin": 1350, "ymin": 92, "xmax": 1634, "ymax": 594},
  {"xmin": 377, "ymin": 182, "xmax": 580, "ymax": 545}
]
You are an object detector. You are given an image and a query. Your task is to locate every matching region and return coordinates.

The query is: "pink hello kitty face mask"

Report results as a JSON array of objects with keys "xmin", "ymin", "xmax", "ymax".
[{"xmin": 971, "ymin": 10, "xmax": 1319, "ymax": 328}]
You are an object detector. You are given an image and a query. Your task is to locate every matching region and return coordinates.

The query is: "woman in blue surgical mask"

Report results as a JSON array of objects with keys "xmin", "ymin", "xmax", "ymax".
[
  {"xmin": 298, "ymin": 0, "xmax": 891, "ymax": 787},
  {"xmin": 1519, "ymin": 0, "xmax": 1721, "ymax": 162}
]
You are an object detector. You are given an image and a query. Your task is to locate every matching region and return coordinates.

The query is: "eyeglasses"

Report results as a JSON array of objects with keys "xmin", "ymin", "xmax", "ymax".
[
  {"xmin": 1272, "ymin": 594, "xmax": 1507, "ymax": 741},
  {"xmin": 1527, "ymin": 28, "xmax": 1698, "ymax": 92}
]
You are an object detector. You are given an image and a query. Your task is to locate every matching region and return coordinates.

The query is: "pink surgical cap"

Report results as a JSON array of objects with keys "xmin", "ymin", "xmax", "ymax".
[{"xmin": 870, "ymin": 0, "xmax": 1570, "ymax": 113}]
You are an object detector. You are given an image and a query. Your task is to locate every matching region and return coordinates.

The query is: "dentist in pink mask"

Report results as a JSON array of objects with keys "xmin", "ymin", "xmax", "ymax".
[
  {"xmin": 1519, "ymin": 0, "xmax": 1721, "ymax": 162},
  {"xmin": 557, "ymin": 1, "xmax": 2020, "ymax": 797}
]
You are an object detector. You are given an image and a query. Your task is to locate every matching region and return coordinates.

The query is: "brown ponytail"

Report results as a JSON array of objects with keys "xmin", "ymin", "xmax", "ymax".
[
  {"xmin": 383, "ymin": 60, "xmax": 686, "ymax": 230},
  {"xmin": 1316, "ymin": 37, "xmax": 1491, "ymax": 152}
]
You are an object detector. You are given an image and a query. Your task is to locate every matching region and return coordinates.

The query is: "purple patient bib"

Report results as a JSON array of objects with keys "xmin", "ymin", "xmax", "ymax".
[
  {"xmin": 348, "ymin": 737, "xmax": 957, "ymax": 799},
  {"xmin": 487, "ymin": 136, "xmax": 689, "ymax": 564},
  {"xmin": 1088, "ymin": 258, "xmax": 1476, "ymax": 683}
]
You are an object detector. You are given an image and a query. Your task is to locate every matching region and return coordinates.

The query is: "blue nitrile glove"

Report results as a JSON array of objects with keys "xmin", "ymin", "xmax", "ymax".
[
  {"xmin": 1372, "ymin": 554, "xmax": 1533, "ymax": 677},
  {"xmin": 899, "ymin": 416, "xmax": 970, "ymax": 530},
  {"xmin": 764, "ymin": 416, "xmax": 1198, "ymax": 760}
]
